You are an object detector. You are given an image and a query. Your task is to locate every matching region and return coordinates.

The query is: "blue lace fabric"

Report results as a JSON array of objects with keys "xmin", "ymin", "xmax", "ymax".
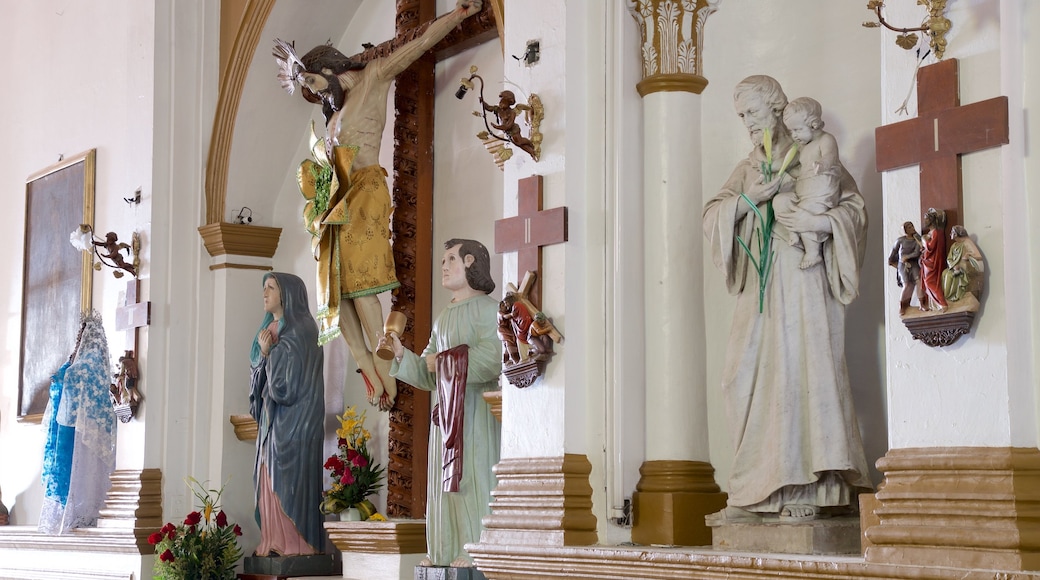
[{"xmin": 39, "ymin": 311, "xmax": 117, "ymax": 534}]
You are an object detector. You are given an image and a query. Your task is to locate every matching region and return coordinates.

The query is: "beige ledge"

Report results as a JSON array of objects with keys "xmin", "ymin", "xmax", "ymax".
[
  {"xmin": 467, "ymin": 542, "xmax": 1040, "ymax": 580},
  {"xmin": 198, "ymin": 222, "xmax": 281, "ymax": 259},
  {"xmin": 324, "ymin": 519, "xmax": 426, "ymax": 554},
  {"xmin": 0, "ymin": 525, "xmax": 145, "ymax": 554},
  {"xmin": 230, "ymin": 413, "xmax": 258, "ymax": 441},
  {"xmin": 482, "ymin": 390, "xmax": 502, "ymax": 422}
]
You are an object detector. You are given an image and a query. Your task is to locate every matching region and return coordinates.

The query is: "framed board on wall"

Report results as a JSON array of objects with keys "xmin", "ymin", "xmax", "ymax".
[{"xmin": 17, "ymin": 149, "xmax": 96, "ymax": 422}]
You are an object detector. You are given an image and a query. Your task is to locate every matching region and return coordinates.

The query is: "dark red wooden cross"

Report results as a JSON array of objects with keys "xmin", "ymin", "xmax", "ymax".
[
  {"xmin": 115, "ymin": 279, "xmax": 151, "ymax": 350},
  {"xmin": 875, "ymin": 58, "xmax": 1009, "ymax": 227},
  {"xmin": 494, "ymin": 175, "xmax": 567, "ymax": 307}
]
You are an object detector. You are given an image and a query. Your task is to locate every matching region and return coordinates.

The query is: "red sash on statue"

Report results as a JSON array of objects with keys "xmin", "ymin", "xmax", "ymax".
[{"xmin": 432, "ymin": 344, "xmax": 469, "ymax": 493}]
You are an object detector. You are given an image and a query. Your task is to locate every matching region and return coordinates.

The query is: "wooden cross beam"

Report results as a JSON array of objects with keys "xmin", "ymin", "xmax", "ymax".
[
  {"xmin": 875, "ymin": 58, "xmax": 1009, "ymax": 228},
  {"xmin": 494, "ymin": 175, "xmax": 568, "ymax": 308}
]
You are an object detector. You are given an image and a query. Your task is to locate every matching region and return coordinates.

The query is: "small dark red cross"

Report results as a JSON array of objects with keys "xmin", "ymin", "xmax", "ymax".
[
  {"xmin": 494, "ymin": 175, "xmax": 567, "ymax": 307},
  {"xmin": 875, "ymin": 57, "xmax": 1009, "ymax": 227}
]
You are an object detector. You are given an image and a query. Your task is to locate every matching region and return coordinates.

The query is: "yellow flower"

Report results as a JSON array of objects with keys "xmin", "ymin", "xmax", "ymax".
[
  {"xmin": 368, "ymin": 513, "xmax": 387, "ymax": 522},
  {"xmin": 778, "ymin": 144, "xmax": 798, "ymax": 175}
]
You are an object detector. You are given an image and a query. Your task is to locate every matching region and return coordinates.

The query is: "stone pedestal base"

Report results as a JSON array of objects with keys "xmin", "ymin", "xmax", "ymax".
[
  {"xmin": 631, "ymin": 460, "xmax": 726, "ymax": 547},
  {"xmin": 864, "ymin": 446, "xmax": 1040, "ymax": 571},
  {"xmin": 710, "ymin": 517, "xmax": 862, "ymax": 555},
  {"xmin": 325, "ymin": 519, "xmax": 427, "ymax": 580},
  {"xmin": 414, "ymin": 566, "xmax": 486, "ymax": 580},
  {"xmin": 339, "ymin": 552, "xmax": 426, "ymax": 580},
  {"xmin": 480, "ymin": 455, "xmax": 597, "ymax": 547},
  {"xmin": 242, "ymin": 554, "xmax": 339, "ymax": 577}
]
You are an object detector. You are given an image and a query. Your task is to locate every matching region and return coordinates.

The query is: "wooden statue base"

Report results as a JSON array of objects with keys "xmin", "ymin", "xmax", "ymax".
[
  {"xmin": 502, "ymin": 356, "xmax": 550, "ymax": 389},
  {"xmin": 900, "ymin": 294, "xmax": 978, "ymax": 347}
]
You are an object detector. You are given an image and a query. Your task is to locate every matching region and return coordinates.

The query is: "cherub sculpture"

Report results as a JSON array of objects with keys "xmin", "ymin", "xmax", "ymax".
[
  {"xmin": 482, "ymin": 91, "xmax": 537, "ymax": 159},
  {"xmin": 457, "ymin": 67, "xmax": 543, "ymax": 163}
]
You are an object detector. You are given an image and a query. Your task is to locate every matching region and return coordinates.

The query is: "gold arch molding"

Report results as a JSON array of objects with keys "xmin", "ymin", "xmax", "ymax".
[{"xmin": 205, "ymin": 0, "xmax": 275, "ymax": 227}]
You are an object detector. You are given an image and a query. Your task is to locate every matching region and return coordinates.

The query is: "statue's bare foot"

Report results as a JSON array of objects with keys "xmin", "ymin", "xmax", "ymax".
[
  {"xmin": 705, "ymin": 506, "xmax": 762, "ymax": 525},
  {"xmin": 800, "ymin": 254, "xmax": 822, "ymax": 269},
  {"xmin": 373, "ymin": 356, "xmax": 396, "ymax": 410},
  {"xmin": 449, "ymin": 556, "xmax": 474, "ymax": 568},
  {"xmin": 358, "ymin": 369, "xmax": 385, "ymax": 408},
  {"xmin": 378, "ymin": 391, "xmax": 395, "ymax": 412},
  {"xmin": 779, "ymin": 504, "xmax": 821, "ymax": 522},
  {"xmin": 383, "ymin": 376, "xmax": 397, "ymax": 410},
  {"xmin": 419, "ymin": 557, "xmax": 432, "ymax": 567}
]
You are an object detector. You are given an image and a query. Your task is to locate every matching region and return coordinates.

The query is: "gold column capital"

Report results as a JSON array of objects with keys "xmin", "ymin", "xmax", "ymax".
[{"xmin": 628, "ymin": 0, "xmax": 718, "ymax": 96}]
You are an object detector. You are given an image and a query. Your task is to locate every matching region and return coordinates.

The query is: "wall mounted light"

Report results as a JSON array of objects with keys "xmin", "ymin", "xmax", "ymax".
[
  {"xmin": 70, "ymin": 224, "xmax": 140, "ymax": 278},
  {"xmin": 863, "ymin": 0, "xmax": 951, "ymax": 60},
  {"xmin": 456, "ymin": 65, "xmax": 543, "ymax": 167}
]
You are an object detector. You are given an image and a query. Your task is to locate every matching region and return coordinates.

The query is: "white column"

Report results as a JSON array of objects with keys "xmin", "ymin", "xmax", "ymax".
[
  {"xmin": 628, "ymin": 0, "xmax": 724, "ymax": 547},
  {"xmin": 642, "ymin": 90, "xmax": 708, "ymax": 461}
]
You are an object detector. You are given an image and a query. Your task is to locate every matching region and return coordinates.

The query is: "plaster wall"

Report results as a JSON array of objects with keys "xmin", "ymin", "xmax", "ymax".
[
  {"xmin": 881, "ymin": 0, "xmax": 1037, "ymax": 449},
  {"xmin": 0, "ymin": 1, "xmax": 221, "ymax": 576},
  {"xmin": 498, "ymin": 0, "xmax": 571, "ymax": 460},
  {"xmin": 1001, "ymin": 0, "xmax": 1040, "ymax": 446},
  {"xmin": 1021, "ymin": 0, "xmax": 1040, "ymax": 445},
  {"xmin": 0, "ymin": 0, "xmax": 157, "ymax": 526}
]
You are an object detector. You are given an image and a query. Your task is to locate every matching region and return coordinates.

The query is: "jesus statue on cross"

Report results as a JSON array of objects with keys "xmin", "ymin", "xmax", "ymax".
[{"xmin": 273, "ymin": 0, "xmax": 483, "ymax": 411}]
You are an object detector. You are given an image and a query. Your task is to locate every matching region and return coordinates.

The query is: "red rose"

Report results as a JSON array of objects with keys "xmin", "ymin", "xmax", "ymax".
[
  {"xmin": 338, "ymin": 437, "xmax": 347, "ymax": 447},
  {"xmin": 353, "ymin": 453, "xmax": 369, "ymax": 468},
  {"xmin": 167, "ymin": 528, "xmax": 176, "ymax": 540},
  {"xmin": 147, "ymin": 532, "xmax": 163, "ymax": 545},
  {"xmin": 160, "ymin": 549, "xmax": 175, "ymax": 563},
  {"xmin": 161, "ymin": 522, "xmax": 175, "ymax": 534},
  {"xmin": 324, "ymin": 455, "xmax": 344, "ymax": 473},
  {"xmin": 340, "ymin": 470, "xmax": 355, "ymax": 485},
  {"xmin": 215, "ymin": 510, "xmax": 228, "ymax": 528},
  {"xmin": 233, "ymin": 524, "xmax": 243, "ymax": 536},
  {"xmin": 346, "ymin": 449, "xmax": 359, "ymax": 462},
  {"xmin": 184, "ymin": 511, "xmax": 202, "ymax": 526}
]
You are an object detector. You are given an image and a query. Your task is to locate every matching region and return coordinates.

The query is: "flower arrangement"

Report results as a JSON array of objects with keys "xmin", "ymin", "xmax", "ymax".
[
  {"xmin": 149, "ymin": 478, "xmax": 243, "ymax": 580},
  {"xmin": 320, "ymin": 406, "xmax": 386, "ymax": 518}
]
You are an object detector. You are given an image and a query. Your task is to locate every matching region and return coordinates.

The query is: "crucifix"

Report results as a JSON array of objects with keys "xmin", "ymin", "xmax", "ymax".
[
  {"xmin": 875, "ymin": 57, "xmax": 1009, "ymax": 228},
  {"xmin": 348, "ymin": 1, "xmax": 499, "ymax": 518},
  {"xmin": 494, "ymin": 175, "xmax": 569, "ymax": 308},
  {"xmin": 113, "ymin": 279, "xmax": 150, "ymax": 421}
]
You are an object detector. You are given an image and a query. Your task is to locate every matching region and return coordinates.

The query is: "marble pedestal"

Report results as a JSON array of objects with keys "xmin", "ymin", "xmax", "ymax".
[
  {"xmin": 325, "ymin": 519, "xmax": 427, "ymax": 580},
  {"xmin": 414, "ymin": 566, "xmax": 487, "ymax": 580},
  {"xmin": 709, "ymin": 517, "xmax": 861, "ymax": 555}
]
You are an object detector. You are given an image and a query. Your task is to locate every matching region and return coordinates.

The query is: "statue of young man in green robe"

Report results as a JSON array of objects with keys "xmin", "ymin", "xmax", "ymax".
[{"xmin": 381, "ymin": 239, "xmax": 501, "ymax": 567}]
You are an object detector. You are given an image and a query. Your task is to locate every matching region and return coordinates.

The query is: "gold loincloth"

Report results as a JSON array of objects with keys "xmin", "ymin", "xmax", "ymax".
[{"xmin": 298, "ymin": 145, "xmax": 399, "ymax": 344}]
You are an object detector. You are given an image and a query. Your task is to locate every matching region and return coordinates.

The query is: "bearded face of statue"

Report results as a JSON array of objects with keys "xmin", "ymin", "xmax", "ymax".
[{"xmin": 736, "ymin": 91, "xmax": 781, "ymax": 148}]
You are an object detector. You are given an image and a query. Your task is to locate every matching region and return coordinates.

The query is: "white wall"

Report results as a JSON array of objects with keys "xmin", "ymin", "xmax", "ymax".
[
  {"xmin": 881, "ymin": 0, "xmax": 1038, "ymax": 449},
  {"xmin": 0, "ymin": 0, "xmax": 157, "ymax": 526}
]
